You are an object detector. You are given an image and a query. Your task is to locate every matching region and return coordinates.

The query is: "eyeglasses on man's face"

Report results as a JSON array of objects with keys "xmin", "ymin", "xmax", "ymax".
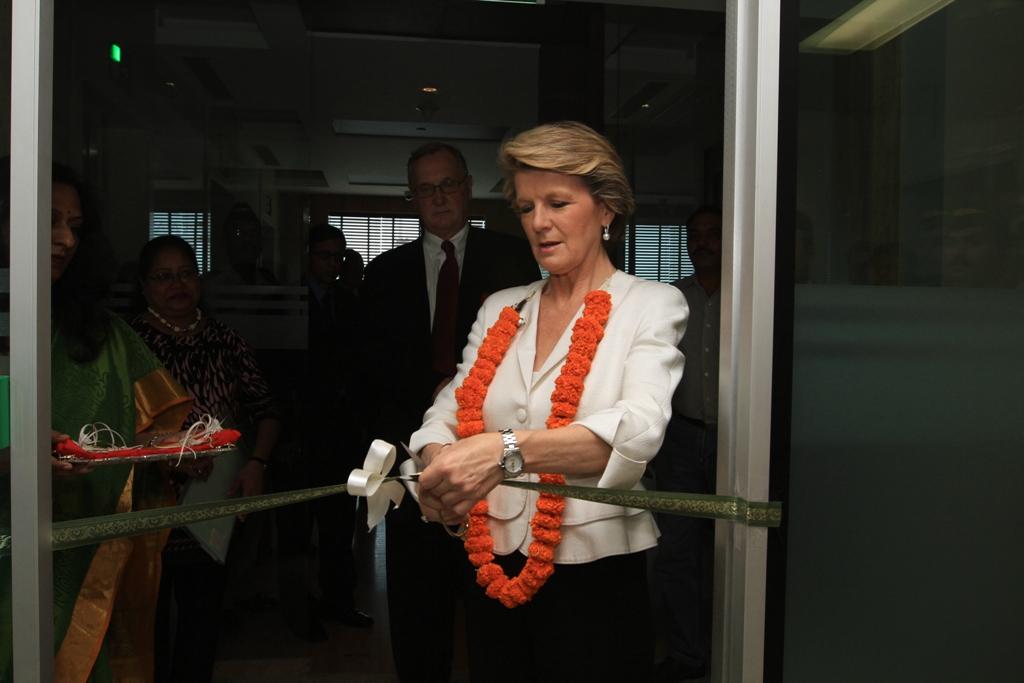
[
  {"xmin": 312, "ymin": 249, "xmax": 345, "ymax": 262},
  {"xmin": 404, "ymin": 176, "xmax": 467, "ymax": 201},
  {"xmin": 147, "ymin": 268, "xmax": 199, "ymax": 284}
]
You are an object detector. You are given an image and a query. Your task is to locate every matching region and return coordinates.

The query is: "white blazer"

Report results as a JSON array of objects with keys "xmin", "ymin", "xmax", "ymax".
[{"xmin": 409, "ymin": 270, "xmax": 687, "ymax": 564}]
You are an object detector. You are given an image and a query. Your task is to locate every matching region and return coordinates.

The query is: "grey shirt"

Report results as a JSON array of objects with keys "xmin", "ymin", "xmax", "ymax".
[{"xmin": 671, "ymin": 275, "xmax": 719, "ymax": 426}]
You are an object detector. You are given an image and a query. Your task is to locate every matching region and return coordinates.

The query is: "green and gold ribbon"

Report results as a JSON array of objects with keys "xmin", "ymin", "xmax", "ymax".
[
  {"xmin": 51, "ymin": 484, "xmax": 349, "ymax": 551},
  {"xmin": 1, "ymin": 479, "xmax": 781, "ymax": 553},
  {"xmin": 502, "ymin": 480, "xmax": 781, "ymax": 527}
]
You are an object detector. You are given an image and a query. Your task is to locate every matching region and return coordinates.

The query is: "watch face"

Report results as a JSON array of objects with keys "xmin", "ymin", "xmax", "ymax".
[{"xmin": 504, "ymin": 451, "xmax": 524, "ymax": 476}]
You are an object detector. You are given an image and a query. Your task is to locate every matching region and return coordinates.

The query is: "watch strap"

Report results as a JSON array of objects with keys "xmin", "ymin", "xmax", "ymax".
[
  {"xmin": 499, "ymin": 428, "xmax": 520, "ymax": 477},
  {"xmin": 500, "ymin": 428, "xmax": 517, "ymax": 452}
]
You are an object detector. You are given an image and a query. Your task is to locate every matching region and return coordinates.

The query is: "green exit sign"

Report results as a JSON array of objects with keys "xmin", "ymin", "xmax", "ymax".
[{"xmin": 109, "ymin": 43, "xmax": 121, "ymax": 63}]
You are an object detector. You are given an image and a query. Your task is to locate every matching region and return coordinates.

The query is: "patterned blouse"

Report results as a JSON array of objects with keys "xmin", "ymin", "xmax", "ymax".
[{"xmin": 130, "ymin": 314, "xmax": 278, "ymax": 431}]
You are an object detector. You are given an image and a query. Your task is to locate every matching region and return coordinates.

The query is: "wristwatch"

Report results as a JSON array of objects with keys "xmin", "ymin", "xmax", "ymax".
[{"xmin": 498, "ymin": 428, "xmax": 525, "ymax": 478}]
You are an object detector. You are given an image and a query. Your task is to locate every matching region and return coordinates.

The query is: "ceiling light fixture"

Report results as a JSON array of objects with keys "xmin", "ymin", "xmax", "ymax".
[
  {"xmin": 641, "ymin": 103, "xmax": 651, "ymax": 109},
  {"xmin": 421, "ymin": 86, "xmax": 439, "ymax": 94},
  {"xmin": 800, "ymin": 0, "xmax": 954, "ymax": 54}
]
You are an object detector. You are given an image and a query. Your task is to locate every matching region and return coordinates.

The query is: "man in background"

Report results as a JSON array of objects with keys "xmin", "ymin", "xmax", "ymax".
[
  {"xmin": 278, "ymin": 224, "xmax": 371, "ymax": 641},
  {"xmin": 654, "ymin": 206, "xmax": 722, "ymax": 683},
  {"xmin": 360, "ymin": 142, "xmax": 538, "ymax": 681}
]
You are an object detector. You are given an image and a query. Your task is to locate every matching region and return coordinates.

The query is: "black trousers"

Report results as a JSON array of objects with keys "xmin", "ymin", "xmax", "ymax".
[
  {"xmin": 154, "ymin": 544, "xmax": 228, "ymax": 683},
  {"xmin": 385, "ymin": 499, "xmax": 469, "ymax": 683},
  {"xmin": 276, "ymin": 425, "xmax": 360, "ymax": 627},
  {"xmin": 653, "ymin": 415, "xmax": 717, "ymax": 672},
  {"xmin": 464, "ymin": 551, "xmax": 653, "ymax": 683}
]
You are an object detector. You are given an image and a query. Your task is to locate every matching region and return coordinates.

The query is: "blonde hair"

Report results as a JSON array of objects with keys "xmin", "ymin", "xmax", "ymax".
[{"xmin": 498, "ymin": 121, "xmax": 635, "ymax": 240}]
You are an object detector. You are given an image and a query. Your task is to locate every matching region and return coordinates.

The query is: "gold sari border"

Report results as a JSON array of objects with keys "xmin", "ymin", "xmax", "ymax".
[
  {"xmin": 54, "ymin": 469, "xmax": 135, "ymax": 683},
  {"xmin": 134, "ymin": 368, "xmax": 192, "ymax": 434}
]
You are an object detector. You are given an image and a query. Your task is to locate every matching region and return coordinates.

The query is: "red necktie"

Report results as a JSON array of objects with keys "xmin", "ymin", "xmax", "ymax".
[{"xmin": 432, "ymin": 240, "xmax": 459, "ymax": 376}]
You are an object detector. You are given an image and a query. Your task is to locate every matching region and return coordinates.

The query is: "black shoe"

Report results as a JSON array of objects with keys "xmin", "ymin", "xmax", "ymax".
[
  {"xmin": 653, "ymin": 657, "xmax": 707, "ymax": 682},
  {"xmin": 320, "ymin": 604, "xmax": 374, "ymax": 628}
]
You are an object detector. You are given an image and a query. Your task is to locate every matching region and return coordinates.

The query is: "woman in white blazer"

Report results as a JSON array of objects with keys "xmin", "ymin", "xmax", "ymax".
[{"xmin": 411, "ymin": 121, "xmax": 687, "ymax": 682}]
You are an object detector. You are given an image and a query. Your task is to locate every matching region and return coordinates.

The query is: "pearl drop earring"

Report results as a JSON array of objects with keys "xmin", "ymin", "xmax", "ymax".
[{"xmin": 602, "ymin": 225, "xmax": 610, "ymax": 242}]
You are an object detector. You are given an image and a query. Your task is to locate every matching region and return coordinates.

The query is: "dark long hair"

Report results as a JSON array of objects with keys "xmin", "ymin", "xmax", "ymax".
[
  {"xmin": 0, "ymin": 160, "xmax": 114, "ymax": 362},
  {"xmin": 50, "ymin": 164, "xmax": 114, "ymax": 362}
]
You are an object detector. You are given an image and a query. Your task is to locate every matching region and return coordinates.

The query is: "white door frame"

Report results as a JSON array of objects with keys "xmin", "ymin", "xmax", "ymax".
[
  {"xmin": 714, "ymin": 1, "xmax": 780, "ymax": 681},
  {"xmin": 10, "ymin": 0, "xmax": 55, "ymax": 681}
]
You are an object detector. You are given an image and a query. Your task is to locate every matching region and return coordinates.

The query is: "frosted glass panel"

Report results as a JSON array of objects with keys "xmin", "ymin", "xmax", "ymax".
[
  {"xmin": 793, "ymin": 2, "xmax": 1024, "ymax": 289},
  {"xmin": 783, "ymin": 0, "xmax": 1024, "ymax": 679},
  {"xmin": 784, "ymin": 286, "xmax": 1024, "ymax": 680}
]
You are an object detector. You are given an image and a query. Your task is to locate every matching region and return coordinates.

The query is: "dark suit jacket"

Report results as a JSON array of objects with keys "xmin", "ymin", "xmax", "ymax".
[
  {"xmin": 302, "ymin": 280, "xmax": 363, "ymax": 469},
  {"xmin": 359, "ymin": 228, "xmax": 539, "ymax": 453},
  {"xmin": 305, "ymin": 281, "xmax": 359, "ymax": 404}
]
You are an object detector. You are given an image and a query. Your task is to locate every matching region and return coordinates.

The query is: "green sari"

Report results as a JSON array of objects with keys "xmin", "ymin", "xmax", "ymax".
[{"xmin": 0, "ymin": 316, "xmax": 190, "ymax": 683}]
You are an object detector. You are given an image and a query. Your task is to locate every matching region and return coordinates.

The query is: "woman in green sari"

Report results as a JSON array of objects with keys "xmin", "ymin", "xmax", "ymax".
[{"xmin": 0, "ymin": 164, "xmax": 190, "ymax": 683}]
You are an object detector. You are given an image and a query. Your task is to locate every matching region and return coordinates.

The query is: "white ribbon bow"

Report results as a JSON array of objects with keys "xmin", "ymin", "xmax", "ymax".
[{"xmin": 347, "ymin": 440, "xmax": 423, "ymax": 530}]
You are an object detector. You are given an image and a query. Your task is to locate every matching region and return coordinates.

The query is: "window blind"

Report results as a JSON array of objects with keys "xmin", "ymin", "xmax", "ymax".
[
  {"xmin": 149, "ymin": 211, "xmax": 210, "ymax": 272},
  {"xmin": 625, "ymin": 223, "xmax": 695, "ymax": 283},
  {"xmin": 327, "ymin": 214, "xmax": 486, "ymax": 264}
]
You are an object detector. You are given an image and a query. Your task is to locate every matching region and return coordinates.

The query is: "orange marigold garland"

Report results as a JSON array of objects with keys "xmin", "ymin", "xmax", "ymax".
[{"xmin": 456, "ymin": 289, "xmax": 612, "ymax": 608}]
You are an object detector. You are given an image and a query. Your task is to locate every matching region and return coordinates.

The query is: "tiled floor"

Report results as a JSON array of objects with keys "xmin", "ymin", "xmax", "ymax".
[{"xmin": 209, "ymin": 512, "xmax": 705, "ymax": 683}]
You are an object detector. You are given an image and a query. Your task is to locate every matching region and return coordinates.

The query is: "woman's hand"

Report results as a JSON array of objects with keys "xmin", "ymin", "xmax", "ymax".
[
  {"xmin": 418, "ymin": 432, "xmax": 505, "ymax": 523},
  {"xmin": 229, "ymin": 459, "xmax": 266, "ymax": 521},
  {"xmin": 229, "ymin": 459, "xmax": 265, "ymax": 499},
  {"xmin": 418, "ymin": 442, "xmax": 448, "ymax": 468},
  {"xmin": 51, "ymin": 431, "xmax": 93, "ymax": 477}
]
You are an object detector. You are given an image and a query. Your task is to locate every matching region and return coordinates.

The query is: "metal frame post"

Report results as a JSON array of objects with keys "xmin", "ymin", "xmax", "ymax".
[
  {"xmin": 10, "ymin": 0, "xmax": 54, "ymax": 680},
  {"xmin": 714, "ymin": 1, "xmax": 780, "ymax": 681}
]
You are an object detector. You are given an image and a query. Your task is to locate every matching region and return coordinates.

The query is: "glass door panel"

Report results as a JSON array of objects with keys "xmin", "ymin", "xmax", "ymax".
[{"xmin": 783, "ymin": 1, "xmax": 1024, "ymax": 679}]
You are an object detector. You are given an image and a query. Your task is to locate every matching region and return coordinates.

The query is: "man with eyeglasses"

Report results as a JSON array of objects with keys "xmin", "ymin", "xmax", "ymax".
[{"xmin": 360, "ymin": 142, "xmax": 537, "ymax": 682}]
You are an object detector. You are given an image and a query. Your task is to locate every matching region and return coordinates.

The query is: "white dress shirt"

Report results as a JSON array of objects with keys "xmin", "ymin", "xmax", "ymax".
[
  {"xmin": 422, "ymin": 224, "xmax": 469, "ymax": 328},
  {"xmin": 410, "ymin": 270, "xmax": 688, "ymax": 564}
]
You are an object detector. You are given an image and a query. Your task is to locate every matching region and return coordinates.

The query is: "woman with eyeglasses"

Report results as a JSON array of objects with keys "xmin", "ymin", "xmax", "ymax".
[{"xmin": 131, "ymin": 235, "xmax": 281, "ymax": 683}]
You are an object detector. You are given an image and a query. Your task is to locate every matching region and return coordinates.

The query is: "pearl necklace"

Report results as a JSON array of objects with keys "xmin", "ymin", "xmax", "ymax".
[{"xmin": 148, "ymin": 306, "xmax": 202, "ymax": 334}]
